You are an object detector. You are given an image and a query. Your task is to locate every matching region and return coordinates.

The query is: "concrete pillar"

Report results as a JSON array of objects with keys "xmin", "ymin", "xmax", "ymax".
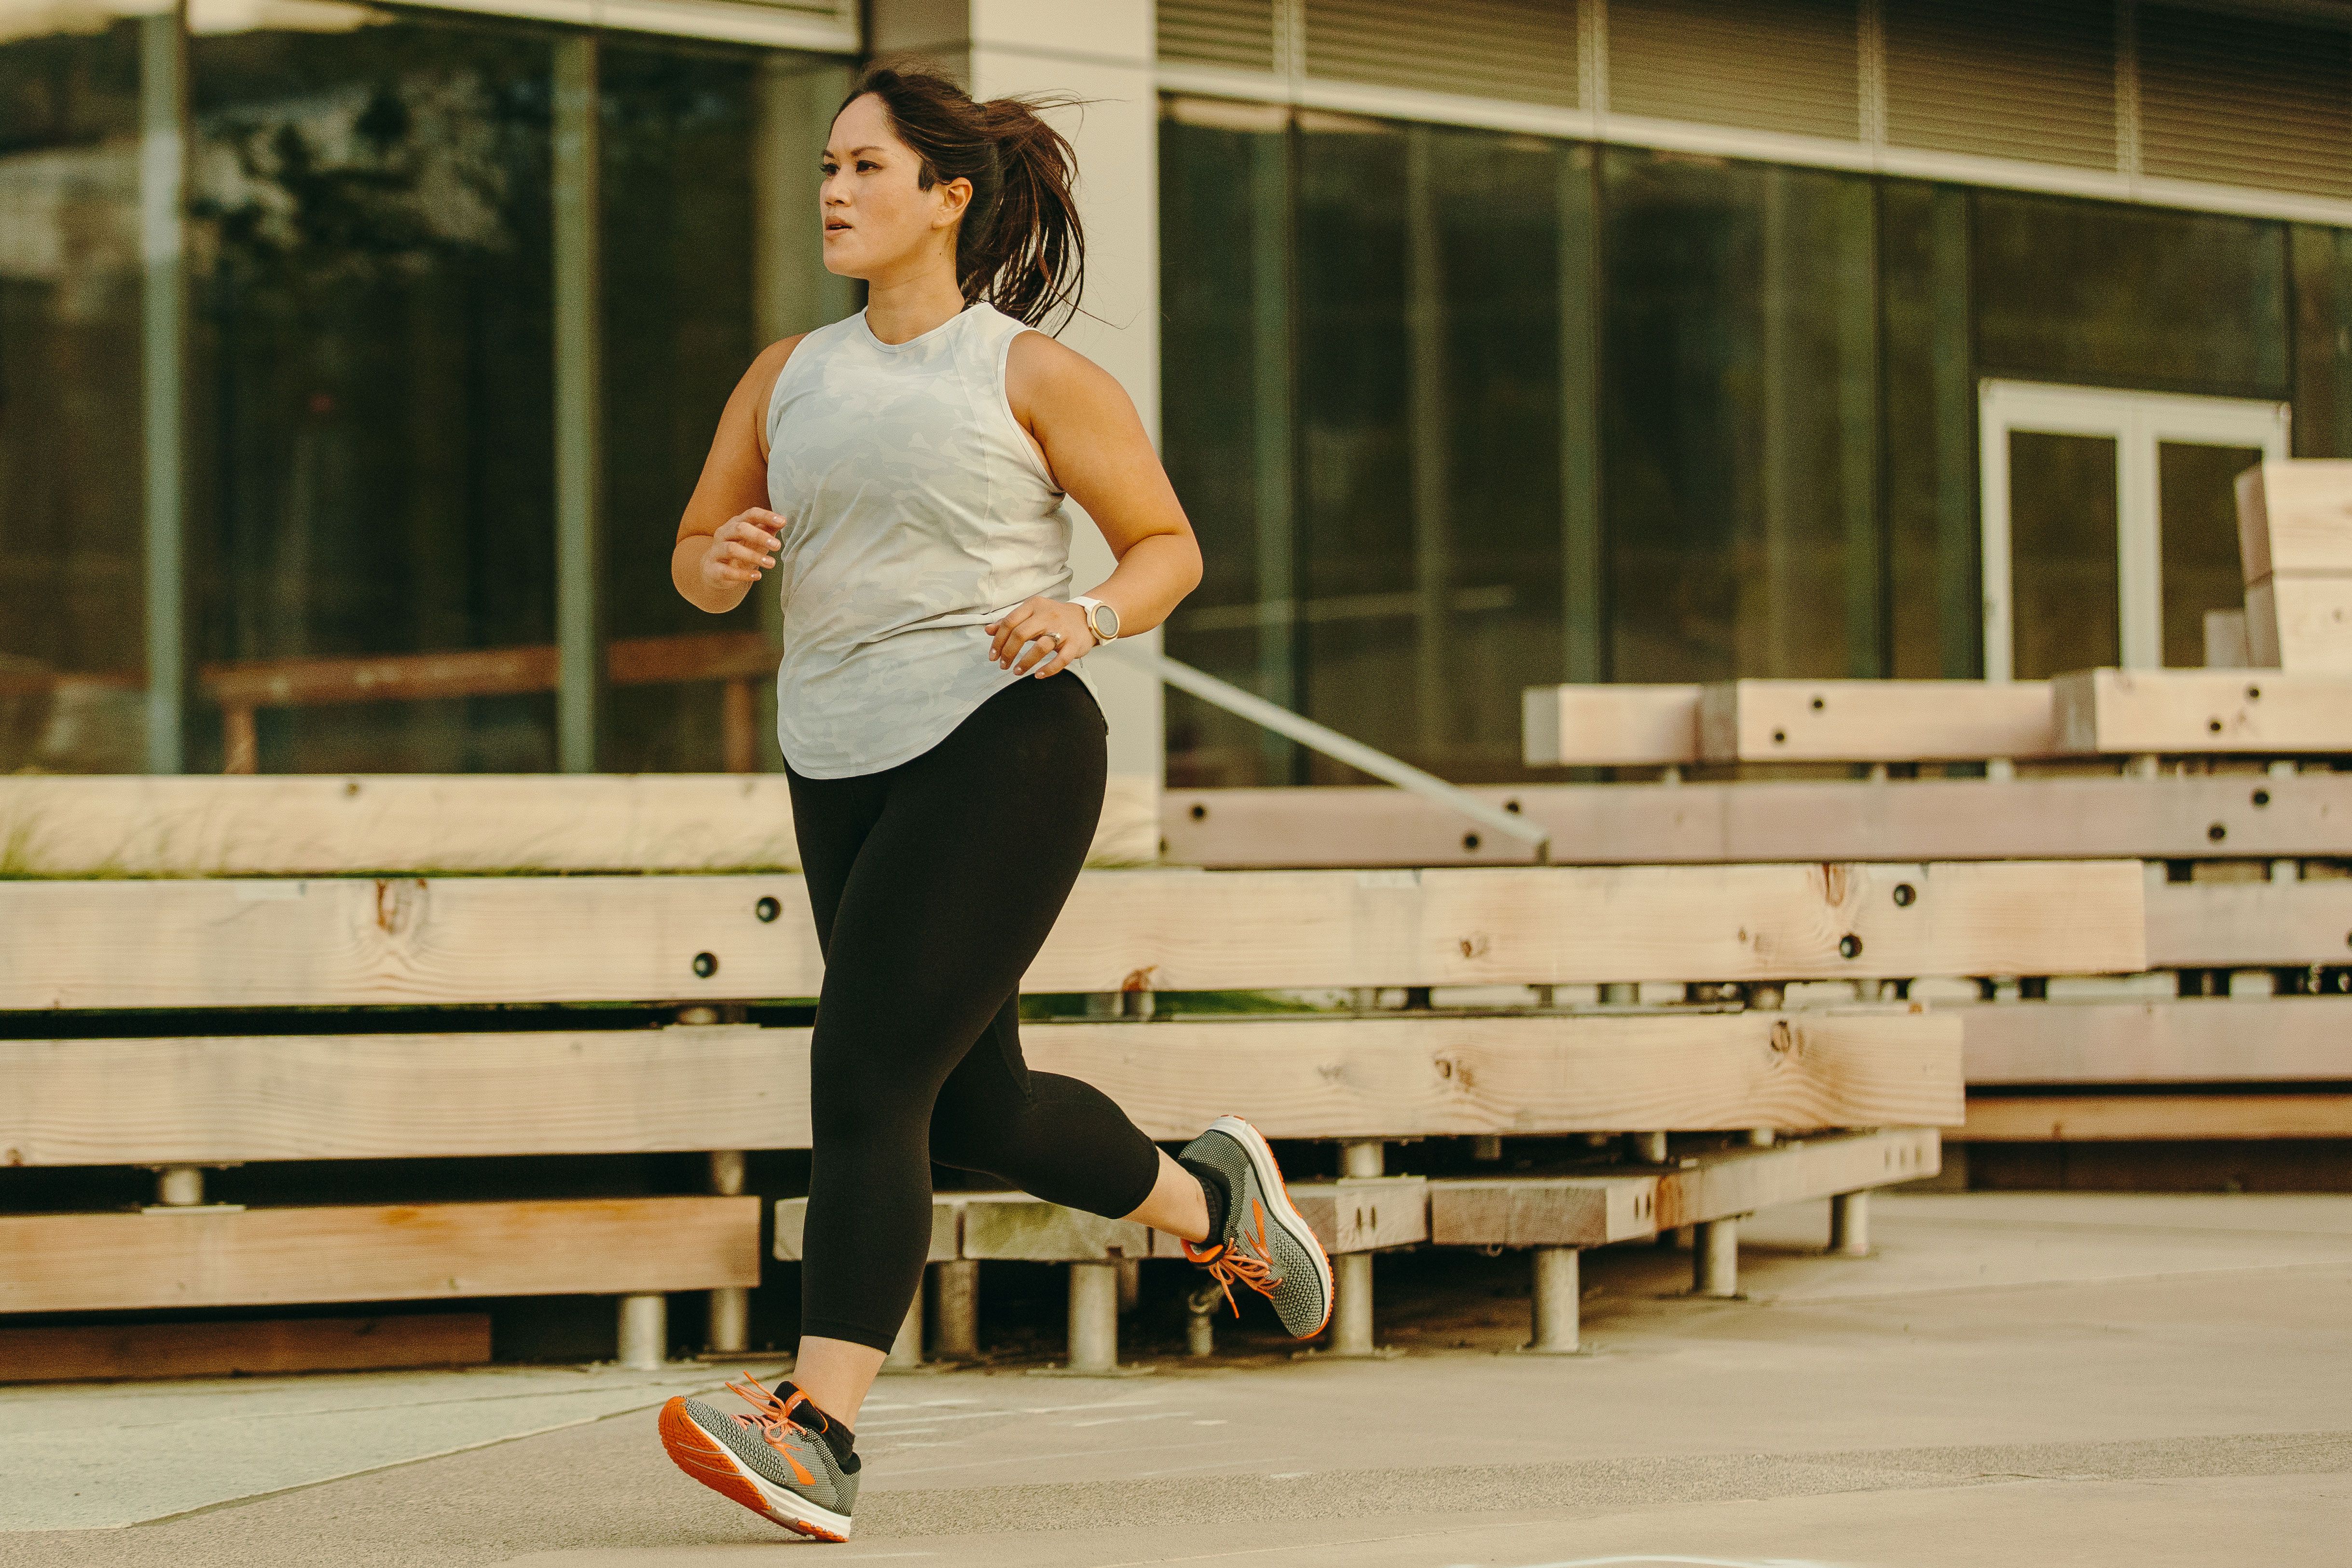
[
  {"xmin": 1526, "ymin": 1246, "xmax": 1580, "ymax": 1354},
  {"xmin": 933, "ymin": 1258, "xmax": 979, "ymax": 1360},
  {"xmin": 618, "ymin": 1293, "xmax": 667, "ymax": 1370},
  {"xmin": 870, "ymin": 0, "xmax": 1162, "ymax": 810},
  {"xmin": 706, "ymin": 1149, "xmax": 749, "ymax": 1354},
  {"xmin": 1693, "ymin": 1218, "xmax": 1739, "ymax": 1297},
  {"xmin": 883, "ymin": 1277, "xmax": 925, "ymax": 1371},
  {"xmin": 1829, "ymin": 1190, "xmax": 1871, "ymax": 1257},
  {"xmin": 1066, "ymin": 1261, "xmax": 1120, "ymax": 1374}
]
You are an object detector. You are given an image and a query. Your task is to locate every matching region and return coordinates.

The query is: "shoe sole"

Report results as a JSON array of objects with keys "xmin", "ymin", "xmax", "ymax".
[
  {"xmin": 1210, "ymin": 1114, "xmax": 1334, "ymax": 1339},
  {"xmin": 658, "ymin": 1396, "xmax": 853, "ymax": 1542}
]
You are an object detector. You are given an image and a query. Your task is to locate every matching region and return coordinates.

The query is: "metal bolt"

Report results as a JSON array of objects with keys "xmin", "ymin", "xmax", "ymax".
[
  {"xmin": 1839, "ymin": 933, "xmax": 1863, "ymax": 959},
  {"xmin": 2253, "ymin": 788, "xmax": 2271, "ymax": 807},
  {"xmin": 2208, "ymin": 823, "xmax": 2228, "ymax": 842},
  {"xmin": 1892, "ymin": 883, "xmax": 1915, "ymax": 907},
  {"xmin": 755, "ymin": 896, "xmax": 780, "ymax": 922},
  {"xmin": 692, "ymin": 951, "xmax": 718, "ymax": 978}
]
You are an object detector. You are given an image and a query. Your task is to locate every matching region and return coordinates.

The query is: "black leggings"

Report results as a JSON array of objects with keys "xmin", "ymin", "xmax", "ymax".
[{"xmin": 785, "ymin": 672, "xmax": 1163, "ymax": 1353}]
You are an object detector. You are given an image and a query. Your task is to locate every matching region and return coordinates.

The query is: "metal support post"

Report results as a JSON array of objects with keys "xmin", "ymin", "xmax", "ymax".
[
  {"xmin": 1747, "ymin": 981, "xmax": 1785, "ymax": 1011},
  {"xmin": 1471, "ymin": 1135, "xmax": 1503, "ymax": 1161},
  {"xmin": 933, "ymin": 1258, "xmax": 978, "ymax": 1360},
  {"xmin": 1342, "ymin": 1140, "xmax": 1384, "ymax": 1178},
  {"xmin": 155, "ymin": 1165, "xmax": 204, "ymax": 1207},
  {"xmin": 1116, "ymin": 1257, "xmax": 1141, "ymax": 1315},
  {"xmin": 618, "ymin": 1293, "xmax": 667, "ymax": 1370},
  {"xmin": 1599, "ymin": 982, "xmax": 1637, "ymax": 1006},
  {"xmin": 1332, "ymin": 1252, "xmax": 1376, "ymax": 1355},
  {"xmin": 1829, "ymin": 1190, "xmax": 1871, "ymax": 1256},
  {"xmin": 1628, "ymin": 1131, "xmax": 1668, "ymax": 1165},
  {"xmin": 883, "ymin": 1276, "xmax": 924, "ymax": 1371},
  {"xmin": 1524, "ymin": 1246, "xmax": 1581, "ymax": 1354},
  {"xmin": 1748, "ymin": 1128, "xmax": 1776, "ymax": 1148},
  {"xmin": 1693, "ymin": 1217, "xmax": 1740, "ymax": 1297},
  {"xmin": 552, "ymin": 32, "xmax": 607, "ymax": 773},
  {"xmin": 1186, "ymin": 1280, "xmax": 1220, "ymax": 1357}
]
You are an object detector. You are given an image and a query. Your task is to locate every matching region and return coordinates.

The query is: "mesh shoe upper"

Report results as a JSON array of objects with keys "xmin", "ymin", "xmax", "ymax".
[
  {"xmin": 1179, "ymin": 1115, "xmax": 1331, "ymax": 1338},
  {"xmin": 680, "ymin": 1388, "xmax": 859, "ymax": 1516}
]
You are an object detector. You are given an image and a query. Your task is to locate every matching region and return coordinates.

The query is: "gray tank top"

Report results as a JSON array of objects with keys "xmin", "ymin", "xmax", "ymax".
[{"xmin": 764, "ymin": 302, "xmax": 1096, "ymax": 778}]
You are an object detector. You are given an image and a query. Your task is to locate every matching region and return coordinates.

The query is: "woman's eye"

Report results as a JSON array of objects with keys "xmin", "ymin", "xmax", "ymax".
[{"xmin": 857, "ymin": 161, "xmax": 878, "ymax": 173}]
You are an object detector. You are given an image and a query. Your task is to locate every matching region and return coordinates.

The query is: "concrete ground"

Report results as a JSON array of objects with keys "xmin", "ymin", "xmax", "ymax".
[{"xmin": 3, "ymin": 1193, "xmax": 2348, "ymax": 1567}]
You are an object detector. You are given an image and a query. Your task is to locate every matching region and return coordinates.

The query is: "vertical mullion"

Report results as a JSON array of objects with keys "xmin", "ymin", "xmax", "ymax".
[
  {"xmin": 2116, "ymin": 0, "xmax": 2142, "ymax": 183},
  {"xmin": 553, "ymin": 33, "xmax": 605, "ymax": 774},
  {"xmin": 141, "ymin": 5, "xmax": 190, "ymax": 774},
  {"xmin": 1929, "ymin": 188, "xmax": 1977, "ymax": 679},
  {"xmin": 1249, "ymin": 125, "xmax": 1297, "ymax": 782},
  {"xmin": 1559, "ymin": 144, "xmax": 1601, "ymax": 684},
  {"xmin": 1404, "ymin": 124, "xmax": 1447, "ymax": 756},
  {"xmin": 1842, "ymin": 177, "xmax": 1883, "ymax": 678}
]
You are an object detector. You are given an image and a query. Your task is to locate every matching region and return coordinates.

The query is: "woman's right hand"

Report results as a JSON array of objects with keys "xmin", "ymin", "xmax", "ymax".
[{"xmin": 701, "ymin": 509, "xmax": 784, "ymax": 590}]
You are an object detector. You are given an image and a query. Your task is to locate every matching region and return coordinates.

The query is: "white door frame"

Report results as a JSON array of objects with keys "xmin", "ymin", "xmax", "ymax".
[{"xmin": 1978, "ymin": 380, "xmax": 2290, "ymax": 682}]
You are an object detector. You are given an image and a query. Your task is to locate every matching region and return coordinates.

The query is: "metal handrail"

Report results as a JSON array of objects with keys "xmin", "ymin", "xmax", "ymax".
[{"xmin": 1145, "ymin": 651, "xmax": 1552, "ymax": 860}]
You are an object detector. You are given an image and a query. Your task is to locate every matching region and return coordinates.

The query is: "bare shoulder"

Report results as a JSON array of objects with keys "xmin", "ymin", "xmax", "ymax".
[
  {"xmin": 743, "ymin": 332, "xmax": 811, "ymax": 459},
  {"xmin": 1005, "ymin": 329, "xmax": 1134, "ymax": 422}
]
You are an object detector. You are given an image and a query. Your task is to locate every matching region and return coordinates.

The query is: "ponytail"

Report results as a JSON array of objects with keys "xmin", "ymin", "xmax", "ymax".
[{"xmin": 843, "ymin": 66, "xmax": 1087, "ymax": 333}]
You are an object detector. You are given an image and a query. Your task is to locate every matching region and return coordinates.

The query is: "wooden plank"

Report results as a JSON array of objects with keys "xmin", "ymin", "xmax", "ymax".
[
  {"xmin": 3, "ymin": 1011, "xmax": 1957, "ymax": 1168},
  {"xmin": 0, "ymin": 1315, "xmax": 491, "ymax": 1385},
  {"xmin": 0, "ymin": 861, "xmax": 2148, "ymax": 1010},
  {"xmin": 0, "ymin": 773, "xmax": 1159, "ymax": 875},
  {"xmin": 1961, "ymin": 1095, "xmax": 2352, "ymax": 1141},
  {"xmin": 1428, "ymin": 1175, "xmax": 1657, "ymax": 1247},
  {"xmin": 2052, "ymin": 668, "xmax": 2352, "ymax": 754},
  {"xmin": 1697, "ymin": 680, "xmax": 2055, "ymax": 764},
  {"xmin": 1957, "ymin": 998, "xmax": 2352, "ymax": 1085},
  {"xmin": 0, "ymin": 1026, "xmax": 812, "ymax": 1166},
  {"xmin": 1651, "ymin": 1128, "xmax": 1942, "ymax": 1229},
  {"xmin": 0, "ymin": 1197, "xmax": 759, "ymax": 1314},
  {"xmin": 2245, "ymin": 575, "xmax": 2352, "ymax": 674},
  {"xmin": 2145, "ymin": 878, "xmax": 2352, "ymax": 968},
  {"xmin": 1024, "ymin": 1010, "xmax": 1965, "ymax": 1139},
  {"xmin": 1162, "ymin": 775, "xmax": 2352, "ymax": 867},
  {"xmin": 199, "ymin": 632, "xmax": 772, "ymax": 709},
  {"xmin": 2236, "ymin": 460, "xmax": 2352, "ymax": 581},
  {"xmin": 957, "ymin": 1194, "xmax": 1155, "ymax": 1261},
  {"xmin": 1520, "ymin": 685, "xmax": 1701, "ymax": 767},
  {"xmin": 772, "ymin": 1196, "xmax": 958, "ymax": 1263}
]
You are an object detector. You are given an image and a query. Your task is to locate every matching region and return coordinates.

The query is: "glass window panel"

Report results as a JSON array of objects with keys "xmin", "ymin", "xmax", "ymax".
[
  {"xmin": 1601, "ymin": 148, "xmax": 1880, "ymax": 686},
  {"xmin": 1880, "ymin": 179, "xmax": 1979, "ymax": 678},
  {"xmin": 2008, "ymin": 430, "xmax": 2118, "ymax": 679},
  {"xmin": 2290, "ymin": 223, "xmax": 2352, "ymax": 460},
  {"xmin": 2159, "ymin": 441, "xmax": 2263, "ymax": 669},
  {"xmin": 1973, "ymin": 190, "xmax": 2288, "ymax": 398},
  {"xmin": 189, "ymin": 6, "xmax": 558, "ymax": 772},
  {"xmin": 1159, "ymin": 105, "xmax": 1295, "ymax": 787},
  {"xmin": 0, "ymin": 12, "xmax": 147, "ymax": 770},
  {"xmin": 599, "ymin": 36, "xmax": 761, "ymax": 773}
]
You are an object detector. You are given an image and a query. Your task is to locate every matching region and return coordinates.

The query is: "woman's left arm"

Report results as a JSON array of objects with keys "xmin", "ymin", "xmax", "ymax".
[{"xmin": 985, "ymin": 332, "xmax": 1203, "ymax": 676}]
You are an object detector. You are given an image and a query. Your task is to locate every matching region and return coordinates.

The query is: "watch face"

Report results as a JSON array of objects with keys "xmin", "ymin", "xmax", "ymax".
[{"xmin": 1093, "ymin": 601, "xmax": 1120, "ymax": 639}]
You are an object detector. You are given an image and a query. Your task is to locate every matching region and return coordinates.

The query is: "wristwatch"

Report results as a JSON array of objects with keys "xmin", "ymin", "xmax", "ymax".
[{"xmin": 1072, "ymin": 596, "xmax": 1121, "ymax": 644}]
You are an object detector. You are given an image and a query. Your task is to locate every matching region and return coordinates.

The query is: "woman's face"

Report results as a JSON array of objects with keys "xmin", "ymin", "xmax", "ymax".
[{"xmin": 820, "ymin": 94, "xmax": 968, "ymax": 282}]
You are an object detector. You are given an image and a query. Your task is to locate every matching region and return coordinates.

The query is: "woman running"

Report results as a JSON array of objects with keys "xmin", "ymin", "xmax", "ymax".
[{"xmin": 654, "ymin": 66, "xmax": 1331, "ymax": 1542}]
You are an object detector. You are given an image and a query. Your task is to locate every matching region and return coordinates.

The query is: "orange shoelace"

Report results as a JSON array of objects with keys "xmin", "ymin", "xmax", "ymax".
[
  {"xmin": 723, "ymin": 1375, "xmax": 820, "ymax": 1484},
  {"xmin": 1186, "ymin": 1200, "xmax": 1282, "ymax": 1318}
]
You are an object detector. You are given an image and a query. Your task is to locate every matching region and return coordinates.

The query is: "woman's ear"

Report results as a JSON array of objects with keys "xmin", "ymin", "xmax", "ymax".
[{"xmin": 932, "ymin": 175, "xmax": 974, "ymax": 229}]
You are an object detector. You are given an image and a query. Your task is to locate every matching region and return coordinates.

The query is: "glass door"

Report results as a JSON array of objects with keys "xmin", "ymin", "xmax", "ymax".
[{"xmin": 1978, "ymin": 382, "xmax": 2290, "ymax": 681}]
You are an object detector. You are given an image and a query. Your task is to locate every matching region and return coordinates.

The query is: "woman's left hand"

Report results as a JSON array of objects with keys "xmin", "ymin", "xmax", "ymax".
[{"xmin": 984, "ymin": 597, "xmax": 1096, "ymax": 678}]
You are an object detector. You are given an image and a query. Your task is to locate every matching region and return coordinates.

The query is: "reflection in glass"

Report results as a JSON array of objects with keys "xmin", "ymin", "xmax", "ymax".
[
  {"xmin": 2008, "ymin": 430, "xmax": 2118, "ymax": 680},
  {"xmin": 2159, "ymin": 442, "xmax": 2263, "ymax": 669},
  {"xmin": 1880, "ymin": 179, "xmax": 1978, "ymax": 678},
  {"xmin": 190, "ymin": 6, "xmax": 558, "ymax": 772},
  {"xmin": 1602, "ymin": 148, "xmax": 1879, "ymax": 685},
  {"xmin": 0, "ymin": 9, "xmax": 147, "ymax": 770},
  {"xmin": 1974, "ymin": 190, "xmax": 2287, "ymax": 399}
]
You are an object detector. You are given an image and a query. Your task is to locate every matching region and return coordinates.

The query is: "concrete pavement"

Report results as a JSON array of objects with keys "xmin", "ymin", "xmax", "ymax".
[{"xmin": 3, "ymin": 1194, "xmax": 2348, "ymax": 1567}]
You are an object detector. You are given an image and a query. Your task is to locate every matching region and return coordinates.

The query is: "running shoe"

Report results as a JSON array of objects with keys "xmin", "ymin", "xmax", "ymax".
[
  {"xmin": 1178, "ymin": 1114, "xmax": 1334, "ymax": 1338},
  {"xmin": 659, "ymin": 1375, "xmax": 859, "ymax": 1541}
]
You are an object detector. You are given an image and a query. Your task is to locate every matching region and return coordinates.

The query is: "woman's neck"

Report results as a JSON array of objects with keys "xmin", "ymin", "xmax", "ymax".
[{"xmin": 862, "ymin": 264, "xmax": 969, "ymax": 345}]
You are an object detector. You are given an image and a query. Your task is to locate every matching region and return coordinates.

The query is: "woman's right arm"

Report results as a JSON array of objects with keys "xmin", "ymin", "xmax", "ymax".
[{"xmin": 672, "ymin": 334, "xmax": 805, "ymax": 615}]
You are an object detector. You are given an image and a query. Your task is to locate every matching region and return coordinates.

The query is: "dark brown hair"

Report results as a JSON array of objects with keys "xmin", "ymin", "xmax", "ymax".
[{"xmin": 842, "ymin": 66, "xmax": 1085, "ymax": 332}]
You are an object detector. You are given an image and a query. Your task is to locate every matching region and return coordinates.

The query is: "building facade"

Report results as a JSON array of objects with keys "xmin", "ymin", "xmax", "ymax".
[{"xmin": 5, "ymin": 0, "xmax": 2350, "ymax": 789}]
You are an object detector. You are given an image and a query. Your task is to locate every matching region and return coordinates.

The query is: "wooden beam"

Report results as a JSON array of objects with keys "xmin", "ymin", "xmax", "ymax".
[
  {"xmin": 2, "ymin": 1012, "xmax": 1962, "ymax": 1166},
  {"xmin": 1428, "ymin": 1174, "xmax": 1657, "ymax": 1247},
  {"xmin": 1961, "ymin": 1095, "xmax": 2352, "ymax": 1141},
  {"xmin": 1957, "ymin": 997, "xmax": 2352, "ymax": 1084},
  {"xmin": 2145, "ymin": 878, "xmax": 2352, "ymax": 968},
  {"xmin": 1023, "ymin": 1010, "xmax": 1965, "ymax": 1139},
  {"xmin": 1697, "ymin": 680, "xmax": 2055, "ymax": 763},
  {"xmin": 1162, "ymin": 775, "xmax": 2352, "ymax": 867},
  {"xmin": 2052, "ymin": 668, "xmax": 2352, "ymax": 755},
  {"xmin": 0, "ymin": 862, "xmax": 2145, "ymax": 1008},
  {"xmin": 2245, "ymin": 575, "xmax": 2352, "ymax": 675},
  {"xmin": 1520, "ymin": 684, "xmax": 1701, "ymax": 766},
  {"xmin": 0, "ymin": 1197, "xmax": 760, "ymax": 1314},
  {"xmin": 772, "ymin": 1194, "xmax": 957, "ymax": 1262},
  {"xmin": 198, "ymin": 632, "xmax": 772, "ymax": 711},
  {"xmin": 0, "ymin": 773, "xmax": 1160, "ymax": 875},
  {"xmin": 1651, "ymin": 1127, "xmax": 1942, "ymax": 1228},
  {"xmin": 0, "ymin": 1315, "xmax": 491, "ymax": 1385},
  {"xmin": 2236, "ymin": 461, "xmax": 2352, "ymax": 582}
]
